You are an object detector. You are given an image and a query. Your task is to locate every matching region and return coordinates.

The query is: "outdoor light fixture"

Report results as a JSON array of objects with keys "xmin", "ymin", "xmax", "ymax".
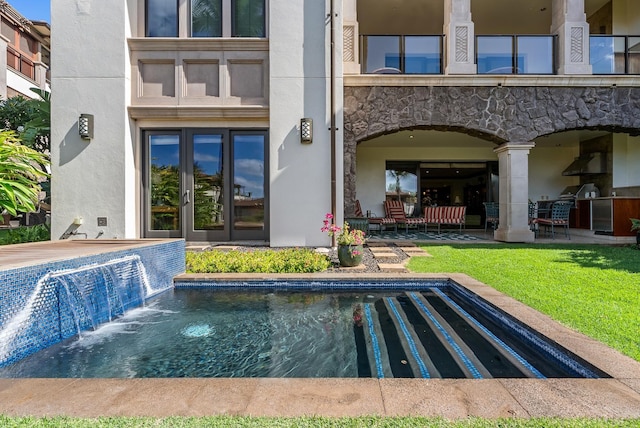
[
  {"xmin": 78, "ymin": 114, "xmax": 94, "ymax": 140},
  {"xmin": 300, "ymin": 118, "xmax": 313, "ymax": 144}
]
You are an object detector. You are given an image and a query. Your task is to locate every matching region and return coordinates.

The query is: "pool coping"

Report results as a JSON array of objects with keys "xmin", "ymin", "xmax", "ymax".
[{"xmin": 0, "ymin": 272, "xmax": 639, "ymax": 419}]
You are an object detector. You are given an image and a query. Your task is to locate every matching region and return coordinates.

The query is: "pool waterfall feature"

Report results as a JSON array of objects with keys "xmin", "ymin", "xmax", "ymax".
[{"xmin": 0, "ymin": 240, "xmax": 184, "ymax": 367}]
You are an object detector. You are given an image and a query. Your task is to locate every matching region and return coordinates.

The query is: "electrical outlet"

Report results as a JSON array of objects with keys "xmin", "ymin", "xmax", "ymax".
[{"xmin": 97, "ymin": 217, "xmax": 108, "ymax": 227}]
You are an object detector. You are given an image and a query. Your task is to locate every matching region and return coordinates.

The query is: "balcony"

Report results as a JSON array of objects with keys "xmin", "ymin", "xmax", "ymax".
[
  {"xmin": 590, "ymin": 35, "xmax": 640, "ymax": 75},
  {"xmin": 476, "ymin": 35, "xmax": 555, "ymax": 75},
  {"xmin": 360, "ymin": 35, "xmax": 443, "ymax": 74},
  {"xmin": 359, "ymin": 34, "xmax": 556, "ymax": 75}
]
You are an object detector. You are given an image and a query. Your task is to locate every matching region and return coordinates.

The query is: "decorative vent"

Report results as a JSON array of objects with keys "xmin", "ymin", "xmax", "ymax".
[
  {"xmin": 455, "ymin": 26, "xmax": 468, "ymax": 63},
  {"xmin": 570, "ymin": 27, "xmax": 584, "ymax": 63},
  {"xmin": 343, "ymin": 25, "xmax": 355, "ymax": 62}
]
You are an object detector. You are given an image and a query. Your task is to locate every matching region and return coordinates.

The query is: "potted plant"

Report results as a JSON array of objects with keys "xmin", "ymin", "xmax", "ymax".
[
  {"xmin": 321, "ymin": 213, "xmax": 366, "ymax": 267},
  {"xmin": 630, "ymin": 218, "xmax": 640, "ymax": 247}
]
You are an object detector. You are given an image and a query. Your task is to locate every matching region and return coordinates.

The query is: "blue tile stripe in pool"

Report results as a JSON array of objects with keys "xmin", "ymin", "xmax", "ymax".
[
  {"xmin": 174, "ymin": 279, "xmax": 452, "ymax": 290},
  {"xmin": 364, "ymin": 303, "xmax": 384, "ymax": 378},
  {"xmin": 431, "ymin": 287, "xmax": 546, "ymax": 379},
  {"xmin": 448, "ymin": 285, "xmax": 603, "ymax": 379},
  {"xmin": 408, "ymin": 292, "xmax": 484, "ymax": 379},
  {"xmin": 385, "ymin": 297, "xmax": 430, "ymax": 378}
]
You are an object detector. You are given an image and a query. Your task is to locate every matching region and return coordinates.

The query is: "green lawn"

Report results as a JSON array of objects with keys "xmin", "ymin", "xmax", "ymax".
[{"xmin": 407, "ymin": 244, "xmax": 640, "ymax": 361}]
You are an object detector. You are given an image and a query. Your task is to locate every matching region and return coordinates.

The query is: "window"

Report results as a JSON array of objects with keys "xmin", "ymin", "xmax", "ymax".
[
  {"xmin": 146, "ymin": 0, "xmax": 178, "ymax": 37},
  {"xmin": 146, "ymin": 0, "xmax": 265, "ymax": 38},
  {"xmin": 232, "ymin": 0, "xmax": 265, "ymax": 37},
  {"xmin": 192, "ymin": 0, "xmax": 222, "ymax": 37}
]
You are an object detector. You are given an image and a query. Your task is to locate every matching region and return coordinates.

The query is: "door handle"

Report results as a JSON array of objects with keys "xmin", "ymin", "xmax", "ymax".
[{"xmin": 184, "ymin": 190, "xmax": 191, "ymax": 204}]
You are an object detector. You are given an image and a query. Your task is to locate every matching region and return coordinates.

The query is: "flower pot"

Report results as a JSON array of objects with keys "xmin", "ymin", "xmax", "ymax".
[{"xmin": 337, "ymin": 244, "xmax": 363, "ymax": 267}]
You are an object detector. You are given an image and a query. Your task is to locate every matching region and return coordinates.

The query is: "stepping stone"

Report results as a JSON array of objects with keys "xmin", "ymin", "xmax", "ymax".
[
  {"xmin": 372, "ymin": 252, "xmax": 398, "ymax": 260},
  {"xmin": 369, "ymin": 247, "xmax": 395, "ymax": 254},
  {"xmin": 211, "ymin": 245, "xmax": 240, "ymax": 252},
  {"xmin": 185, "ymin": 245, "xmax": 211, "ymax": 252},
  {"xmin": 377, "ymin": 263, "xmax": 407, "ymax": 272},
  {"xmin": 399, "ymin": 247, "xmax": 431, "ymax": 256}
]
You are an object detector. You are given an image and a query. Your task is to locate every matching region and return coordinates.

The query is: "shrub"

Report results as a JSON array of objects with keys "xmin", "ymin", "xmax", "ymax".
[
  {"xmin": 186, "ymin": 248, "xmax": 331, "ymax": 273},
  {"xmin": 0, "ymin": 224, "xmax": 50, "ymax": 245}
]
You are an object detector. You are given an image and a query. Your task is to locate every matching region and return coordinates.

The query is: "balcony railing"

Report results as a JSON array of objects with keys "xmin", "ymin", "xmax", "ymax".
[
  {"xmin": 590, "ymin": 35, "xmax": 640, "ymax": 74},
  {"xmin": 360, "ymin": 35, "xmax": 443, "ymax": 74},
  {"xmin": 476, "ymin": 35, "xmax": 556, "ymax": 75}
]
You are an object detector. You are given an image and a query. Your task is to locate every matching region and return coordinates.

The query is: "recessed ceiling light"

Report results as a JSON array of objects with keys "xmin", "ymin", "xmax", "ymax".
[{"xmin": 409, "ymin": 135, "xmax": 414, "ymax": 139}]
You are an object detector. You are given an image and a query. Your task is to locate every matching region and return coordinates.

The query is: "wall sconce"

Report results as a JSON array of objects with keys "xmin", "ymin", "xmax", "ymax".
[
  {"xmin": 78, "ymin": 114, "xmax": 94, "ymax": 140},
  {"xmin": 300, "ymin": 118, "xmax": 313, "ymax": 144}
]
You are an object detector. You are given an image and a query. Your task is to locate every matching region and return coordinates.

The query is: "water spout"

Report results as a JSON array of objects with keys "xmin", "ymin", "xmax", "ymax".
[{"xmin": 0, "ymin": 255, "xmax": 166, "ymax": 367}]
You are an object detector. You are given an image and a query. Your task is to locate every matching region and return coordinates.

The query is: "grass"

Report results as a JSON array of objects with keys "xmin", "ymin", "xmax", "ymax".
[
  {"xmin": 407, "ymin": 243, "xmax": 640, "ymax": 361},
  {"xmin": 0, "ymin": 416, "xmax": 639, "ymax": 427}
]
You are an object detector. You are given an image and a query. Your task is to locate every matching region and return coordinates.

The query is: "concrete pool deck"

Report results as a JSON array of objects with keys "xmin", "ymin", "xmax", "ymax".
[{"xmin": 0, "ymin": 242, "xmax": 639, "ymax": 419}]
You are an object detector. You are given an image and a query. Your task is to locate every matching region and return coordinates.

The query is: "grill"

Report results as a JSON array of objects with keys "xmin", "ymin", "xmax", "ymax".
[{"xmin": 557, "ymin": 183, "xmax": 600, "ymax": 207}]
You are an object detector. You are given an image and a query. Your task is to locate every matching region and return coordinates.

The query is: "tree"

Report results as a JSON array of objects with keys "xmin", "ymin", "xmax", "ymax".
[
  {"xmin": 0, "ymin": 131, "xmax": 49, "ymax": 216},
  {"xmin": 0, "ymin": 88, "xmax": 50, "ymax": 155}
]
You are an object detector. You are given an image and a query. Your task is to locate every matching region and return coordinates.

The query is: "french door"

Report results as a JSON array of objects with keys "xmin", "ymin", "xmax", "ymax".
[{"xmin": 143, "ymin": 129, "xmax": 268, "ymax": 241}]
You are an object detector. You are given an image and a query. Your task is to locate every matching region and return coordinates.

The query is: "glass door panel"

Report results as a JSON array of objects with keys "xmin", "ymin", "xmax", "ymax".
[
  {"xmin": 148, "ymin": 134, "xmax": 181, "ymax": 235},
  {"xmin": 232, "ymin": 133, "xmax": 265, "ymax": 238},
  {"xmin": 192, "ymin": 134, "xmax": 224, "ymax": 231}
]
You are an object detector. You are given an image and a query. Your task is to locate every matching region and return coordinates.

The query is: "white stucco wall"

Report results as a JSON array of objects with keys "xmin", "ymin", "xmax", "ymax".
[
  {"xmin": 269, "ymin": 0, "xmax": 343, "ymax": 247},
  {"xmin": 51, "ymin": 0, "xmax": 134, "ymax": 240},
  {"xmin": 612, "ymin": 134, "xmax": 640, "ymax": 188},
  {"xmin": 528, "ymin": 145, "xmax": 580, "ymax": 200}
]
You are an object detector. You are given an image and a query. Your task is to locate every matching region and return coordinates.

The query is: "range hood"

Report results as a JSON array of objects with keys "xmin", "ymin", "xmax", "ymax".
[{"xmin": 562, "ymin": 152, "xmax": 606, "ymax": 176}]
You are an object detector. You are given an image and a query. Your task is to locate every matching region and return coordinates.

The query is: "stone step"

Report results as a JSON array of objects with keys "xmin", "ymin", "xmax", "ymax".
[{"xmin": 377, "ymin": 263, "xmax": 407, "ymax": 272}]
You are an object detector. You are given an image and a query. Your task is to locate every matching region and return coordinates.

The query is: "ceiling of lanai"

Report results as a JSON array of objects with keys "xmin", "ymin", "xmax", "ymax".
[{"xmin": 358, "ymin": 0, "xmax": 611, "ymax": 35}]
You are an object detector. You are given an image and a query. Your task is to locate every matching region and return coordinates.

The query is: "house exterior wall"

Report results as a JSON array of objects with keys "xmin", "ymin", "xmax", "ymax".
[
  {"xmin": 50, "ymin": 0, "xmax": 640, "ymax": 245},
  {"xmin": 269, "ymin": 0, "xmax": 343, "ymax": 247},
  {"xmin": 51, "ymin": 0, "xmax": 134, "ymax": 240}
]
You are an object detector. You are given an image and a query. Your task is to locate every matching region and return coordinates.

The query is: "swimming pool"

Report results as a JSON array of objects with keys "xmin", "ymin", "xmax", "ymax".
[{"xmin": 0, "ymin": 280, "xmax": 608, "ymax": 379}]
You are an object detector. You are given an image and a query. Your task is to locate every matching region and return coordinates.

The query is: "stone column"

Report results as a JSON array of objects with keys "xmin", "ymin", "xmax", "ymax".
[
  {"xmin": 551, "ymin": 0, "xmax": 592, "ymax": 74},
  {"xmin": 443, "ymin": 0, "xmax": 476, "ymax": 74},
  {"xmin": 494, "ymin": 143, "xmax": 536, "ymax": 243}
]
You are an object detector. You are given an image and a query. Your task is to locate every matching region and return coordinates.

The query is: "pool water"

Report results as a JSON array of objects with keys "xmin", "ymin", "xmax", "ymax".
[{"xmin": 0, "ymin": 286, "xmax": 607, "ymax": 379}]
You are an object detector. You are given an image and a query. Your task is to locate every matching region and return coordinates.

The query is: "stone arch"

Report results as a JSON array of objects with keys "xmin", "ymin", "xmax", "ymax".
[{"xmin": 343, "ymin": 85, "xmax": 640, "ymax": 214}]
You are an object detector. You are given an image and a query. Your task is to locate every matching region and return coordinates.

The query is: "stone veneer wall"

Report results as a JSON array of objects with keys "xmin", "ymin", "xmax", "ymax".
[
  {"xmin": 343, "ymin": 86, "xmax": 640, "ymax": 214},
  {"xmin": 0, "ymin": 240, "xmax": 185, "ymax": 367}
]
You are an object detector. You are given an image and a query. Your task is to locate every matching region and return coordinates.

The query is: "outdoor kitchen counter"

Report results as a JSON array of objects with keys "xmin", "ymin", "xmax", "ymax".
[{"xmin": 574, "ymin": 197, "xmax": 640, "ymax": 236}]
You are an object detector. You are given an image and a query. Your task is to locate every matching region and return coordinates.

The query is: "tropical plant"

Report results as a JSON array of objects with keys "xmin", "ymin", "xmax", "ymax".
[
  {"xmin": 20, "ymin": 88, "xmax": 51, "ymax": 154},
  {"xmin": 0, "ymin": 89, "xmax": 50, "ymax": 154},
  {"xmin": 630, "ymin": 218, "xmax": 640, "ymax": 231},
  {"xmin": 0, "ymin": 131, "xmax": 48, "ymax": 216}
]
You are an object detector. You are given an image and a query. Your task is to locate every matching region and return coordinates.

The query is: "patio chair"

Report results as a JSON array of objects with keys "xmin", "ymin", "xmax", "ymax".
[
  {"xmin": 532, "ymin": 200, "xmax": 572, "ymax": 239},
  {"xmin": 354, "ymin": 199, "xmax": 396, "ymax": 234},
  {"xmin": 384, "ymin": 200, "xmax": 426, "ymax": 233},
  {"xmin": 483, "ymin": 202, "xmax": 499, "ymax": 232}
]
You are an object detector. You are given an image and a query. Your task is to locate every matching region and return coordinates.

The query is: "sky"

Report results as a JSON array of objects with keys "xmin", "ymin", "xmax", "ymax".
[{"xmin": 9, "ymin": 0, "xmax": 50, "ymax": 23}]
